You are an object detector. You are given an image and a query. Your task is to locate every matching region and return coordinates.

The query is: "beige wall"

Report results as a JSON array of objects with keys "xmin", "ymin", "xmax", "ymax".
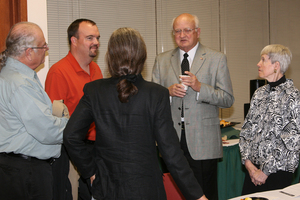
[
  {"xmin": 27, "ymin": 0, "xmax": 48, "ymax": 87},
  {"xmin": 29, "ymin": 0, "xmax": 300, "ymax": 124}
]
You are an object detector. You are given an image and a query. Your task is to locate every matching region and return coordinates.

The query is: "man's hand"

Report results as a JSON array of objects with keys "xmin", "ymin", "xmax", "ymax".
[
  {"xmin": 168, "ymin": 84, "xmax": 187, "ymax": 97},
  {"xmin": 52, "ymin": 100, "xmax": 70, "ymax": 118},
  {"xmin": 90, "ymin": 174, "xmax": 96, "ymax": 185},
  {"xmin": 181, "ymin": 71, "xmax": 201, "ymax": 92}
]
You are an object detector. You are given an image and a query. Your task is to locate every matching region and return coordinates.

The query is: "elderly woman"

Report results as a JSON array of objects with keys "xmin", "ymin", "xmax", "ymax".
[
  {"xmin": 63, "ymin": 27, "xmax": 207, "ymax": 200},
  {"xmin": 239, "ymin": 44, "xmax": 300, "ymax": 195}
]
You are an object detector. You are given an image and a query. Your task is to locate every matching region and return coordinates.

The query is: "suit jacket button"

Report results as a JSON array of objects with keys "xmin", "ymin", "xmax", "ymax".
[
  {"xmin": 178, "ymin": 107, "xmax": 181, "ymax": 110},
  {"xmin": 178, "ymin": 122, "xmax": 181, "ymax": 126}
]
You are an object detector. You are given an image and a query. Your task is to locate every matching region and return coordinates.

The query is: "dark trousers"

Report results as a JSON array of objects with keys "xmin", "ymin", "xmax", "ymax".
[
  {"xmin": 180, "ymin": 127, "xmax": 218, "ymax": 200},
  {"xmin": 242, "ymin": 166, "xmax": 293, "ymax": 195},
  {"xmin": 0, "ymin": 153, "xmax": 53, "ymax": 200},
  {"xmin": 52, "ymin": 145, "xmax": 73, "ymax": 200},
  {"xmin": 78, "ymin": 141, "xmax": 95, "ymax": 200}
]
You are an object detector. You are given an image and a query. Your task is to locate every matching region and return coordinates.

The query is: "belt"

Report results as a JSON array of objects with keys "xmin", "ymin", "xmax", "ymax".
[
  {"xmin": 85, "ymin": 139, "xmax": 95, "ymax": 144},
  {"xmin": 0, "ymin": 152, "xmax": 55, "ymax": 165}
]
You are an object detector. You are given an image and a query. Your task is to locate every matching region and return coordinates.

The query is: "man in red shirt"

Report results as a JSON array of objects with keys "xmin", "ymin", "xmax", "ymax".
[{"xmin": 45, "ymin": 19, "xmax": 103, "ymax": 200}]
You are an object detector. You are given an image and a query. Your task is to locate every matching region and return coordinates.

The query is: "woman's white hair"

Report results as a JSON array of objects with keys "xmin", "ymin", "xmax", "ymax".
[{"xmin": 260, "ymin": 44, "xmax": 292, "ymax": 74}]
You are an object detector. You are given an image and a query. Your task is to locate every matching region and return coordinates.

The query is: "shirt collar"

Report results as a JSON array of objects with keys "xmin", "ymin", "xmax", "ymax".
[
  {"xmin": 179, "ymin": 42, "xmax": 199, "ymax": 66},
  {"xmin": 67, "ymin": 51, "xmax": 95, "ymax": 76},
  {"xmin": 268, "ymin": 75, "xmax": 286, "ymax": 89},
  {"xmin": 6, "ymin": 57, "xmax": 36, "ymax": 79}
]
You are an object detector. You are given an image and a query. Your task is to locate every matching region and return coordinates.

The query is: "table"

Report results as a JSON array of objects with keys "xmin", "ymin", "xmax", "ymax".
[
  {"xmin": 218, "ymin": 127, "xmax": 244, "ymax": 200},
  {"xmin": 229, "ymin": 183, "xmax": 300, "ymax": 200},
  {"xmin": 158, "ymin": 126, "xmax": 300, "ymax": 200}
]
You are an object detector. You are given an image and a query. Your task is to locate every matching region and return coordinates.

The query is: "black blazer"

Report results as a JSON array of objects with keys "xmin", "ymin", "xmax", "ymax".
[{"xmin": 63, "ymin": 74, "xmax": 203, "ymax": 200}]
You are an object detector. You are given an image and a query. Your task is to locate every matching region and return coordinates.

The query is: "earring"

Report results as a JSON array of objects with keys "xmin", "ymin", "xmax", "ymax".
[{"xmin": 274, "ymin": 69, "xmax": 277, "ymax": 73}]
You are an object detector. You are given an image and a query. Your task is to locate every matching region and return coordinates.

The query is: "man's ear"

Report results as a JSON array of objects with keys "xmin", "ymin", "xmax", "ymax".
[
  {"xmin": 24, "ymin": 48, "xmax": 33, "ymax": 61},
  {"xmin": 196, "ymin": 27, "xmax": 201, "ymax": 38},
  {"xmin": 71, "ymin": 36, "xmax": 77, "ymax": 46}
]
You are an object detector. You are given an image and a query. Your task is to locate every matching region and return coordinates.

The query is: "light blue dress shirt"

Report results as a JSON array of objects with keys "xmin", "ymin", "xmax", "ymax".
[{"xmin": 0, "ymin": 57, "xmax": 68, "ymax": 159}]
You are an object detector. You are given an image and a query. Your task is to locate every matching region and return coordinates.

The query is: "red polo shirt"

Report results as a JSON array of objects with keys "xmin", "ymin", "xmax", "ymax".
[{"xmin": 45, "ymin": 51, "xmax": 103, "ymax": 141}]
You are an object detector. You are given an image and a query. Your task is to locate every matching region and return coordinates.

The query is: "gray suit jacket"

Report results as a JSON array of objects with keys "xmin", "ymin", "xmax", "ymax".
[{"xmin": 152, "ymin": 43, "xmax": 234, "ymax": 160}]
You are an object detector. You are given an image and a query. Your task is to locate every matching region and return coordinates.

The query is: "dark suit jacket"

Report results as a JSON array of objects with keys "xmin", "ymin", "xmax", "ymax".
[
  {"xmin": 63, "ymin": 74, "xmax": 203, "ymax": 200},
  {"xmin": 152, "ymin": 43, "xmax": 234, "ymax": 160}
]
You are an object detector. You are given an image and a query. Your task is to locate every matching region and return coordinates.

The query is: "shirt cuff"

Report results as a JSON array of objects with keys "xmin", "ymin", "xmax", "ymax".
[{"xmin": 196, "ymin": 92, "xmax": 200, "ymax": 100}]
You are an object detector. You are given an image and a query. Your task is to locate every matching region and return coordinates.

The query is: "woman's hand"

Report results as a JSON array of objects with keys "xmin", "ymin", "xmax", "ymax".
[
  {"xmin": 197, "ymin": 194, "xmax": 208, "ymax": 200},
  {"xmin": 245, "ymin": 159, "xmax": 268, "ymax": 186},
  {"xmin": 252, "ymin": 169, "xmax": 268, "ymax": 185}
]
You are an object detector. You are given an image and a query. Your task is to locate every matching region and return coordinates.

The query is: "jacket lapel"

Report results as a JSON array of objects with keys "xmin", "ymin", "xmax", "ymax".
[
  {"xmin": 170, "ymin": 44, "xmax": 207, "ymax": 77},
  {"xmin": 190, "ymin": 43, "xmax": 206, "ymax": 75},
  {"xmin": 170, "ymin": 48, "xmax": 181, "ymax": 82}
]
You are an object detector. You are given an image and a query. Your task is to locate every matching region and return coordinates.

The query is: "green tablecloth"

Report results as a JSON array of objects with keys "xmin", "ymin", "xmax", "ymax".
[{"xmin": 218, "ymin": 127, "xmax": 245, "ymax": 200}]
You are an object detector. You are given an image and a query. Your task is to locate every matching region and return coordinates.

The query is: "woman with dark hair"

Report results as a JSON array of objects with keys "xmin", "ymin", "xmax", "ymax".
[{"xmin": 63, "ymin": 27, "xmax": 207, "ymax": 200}]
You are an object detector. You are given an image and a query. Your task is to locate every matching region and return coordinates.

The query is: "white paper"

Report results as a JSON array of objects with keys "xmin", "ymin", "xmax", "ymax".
[
  {"xmin": 281, "ymin": 183, "xmax": 300, "ymax": 198},
  {"xmin": 222, "ymin": 139, "xmax": 239, "ymax": 147}
]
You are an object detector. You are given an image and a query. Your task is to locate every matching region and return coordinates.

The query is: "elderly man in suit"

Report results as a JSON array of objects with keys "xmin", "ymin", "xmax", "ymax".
[{"xmin": 152, "ymin": 13, "xmax": 234, "ymax": 200}]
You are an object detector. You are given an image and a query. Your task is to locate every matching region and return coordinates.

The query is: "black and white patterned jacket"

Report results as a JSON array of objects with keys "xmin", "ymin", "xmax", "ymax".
[{"xmin": 239, "ymin": 79, "xmax": 300, "ymax": 176}]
